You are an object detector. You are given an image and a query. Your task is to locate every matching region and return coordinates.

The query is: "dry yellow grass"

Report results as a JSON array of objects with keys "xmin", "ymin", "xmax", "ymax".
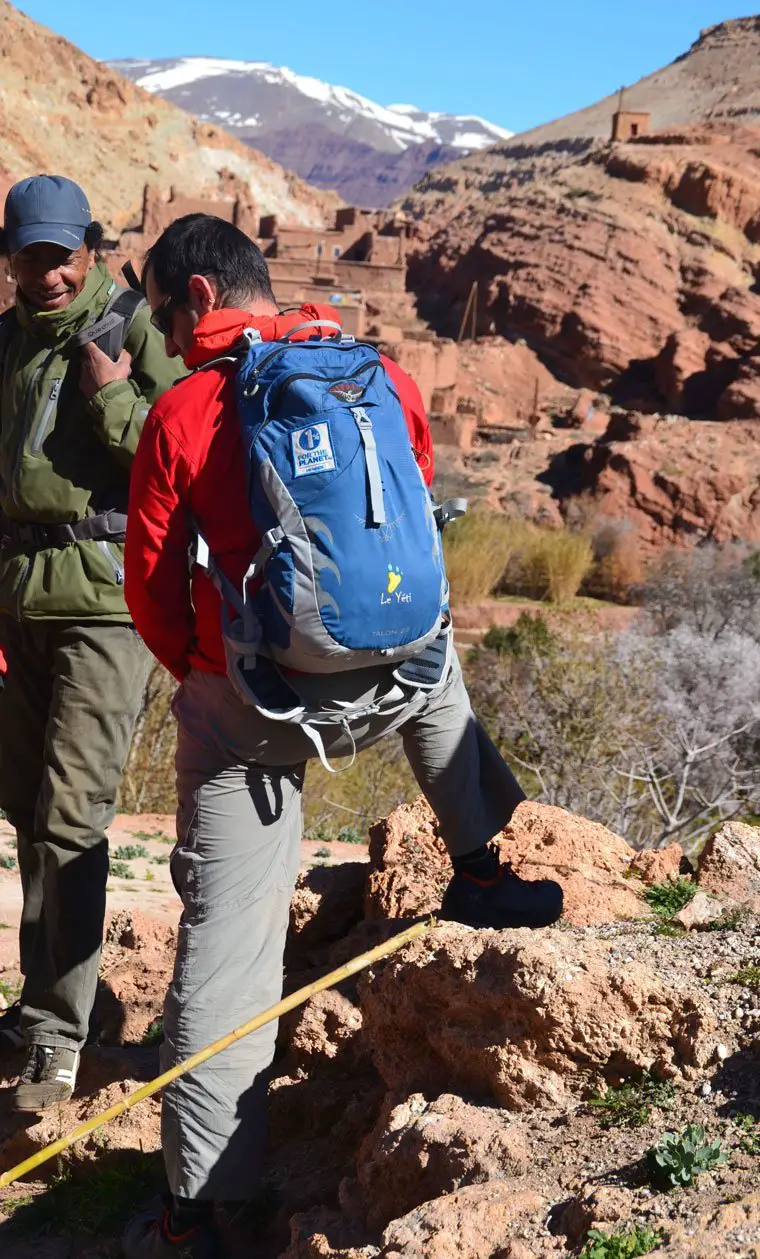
[{"xmin": 444, "ymin": 513, "xmax": 532, "ymax": 604}]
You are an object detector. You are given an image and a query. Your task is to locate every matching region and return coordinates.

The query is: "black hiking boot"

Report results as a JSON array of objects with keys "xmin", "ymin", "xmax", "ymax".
[
  {"xmin": 440, "ymin": 858, "xmax": 563, "ymax": 929},
  {"xmin": 123, "ymin": 1210, "xmax": 228, "ymax": 1259},
  {"xmin": 0, "ymin": 1001, "xmax": 24, "ymax": 1052}
]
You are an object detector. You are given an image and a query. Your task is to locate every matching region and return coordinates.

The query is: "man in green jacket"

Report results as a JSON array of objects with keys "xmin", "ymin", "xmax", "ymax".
[{"xmin": 0, "ymin": 175, "xmax": 183, "ymax": 1112}]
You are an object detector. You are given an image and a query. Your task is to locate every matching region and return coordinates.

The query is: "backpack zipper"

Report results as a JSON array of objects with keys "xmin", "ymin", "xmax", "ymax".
[
  {"xmin": 98, "ymin": 540, "xmax": 124, "ymax": 585},
  {"xmin": 266, "ymin": 360, "xmax": 381, "ymax": 415},
  {"xmin": 243, "ymin": 344, "xmax": 379, "ymax": 399},
  {"xmin": 14, "ymin": 558, "xmax": 30, "ymax": 618},
  {"xmin": 29, "ymin": 379, "xmax": 63, "ymax": 454},
  {"xmin": 11, "ymin": 351, "xmax": 56, "ymax": 507}
]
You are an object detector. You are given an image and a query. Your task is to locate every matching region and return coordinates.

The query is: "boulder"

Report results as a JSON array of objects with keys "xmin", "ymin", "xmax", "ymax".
[
  {"xmin": 673, "ymin": 890, "xmax": 727, "ymax": 931},
  {"xmin": 651, "ymin": 1192, "xmax": 760, "ymax": 1256},
  {"xmin": 561, "ymin": 1184, "xmax": 634, "ymax": 1244},
  {"xmin": 365, "ymin": 797, "xmax": 648, "ymax": 928},
  {"xmin": 504, "ymin": 801, "xmax": 648, "ymax": 926},
  {"xmin": 381, "ymin": 1180, "xmax": 546, "ymax": 1259},
  {"xmin": 353, "ymin": 1093, "xmax": 530, "ymax": 1231},
  {"xmin": 279, "ymin": 989, "xmax": 364, "ymax": 1073},
  {"xmin": 627, "ymin": 843, "xmax": 685, "ymax": 886},
  {"xmin": 697, "ymin": 821, "xmax": 760, "ymax": 910},
  {"xmin": 288, "ymin": 863, "xmax": 368, "ymax": 969},
  {"xmin": 359, "ymin": 924, "xmax": 717, "ymax": 1111},
  {"xmin": 364, "ymin": 798, "xmax": 450, "ymax": 922},
  {"xmin": 94, "ymin": 909, "xmax": 175, "ymax": 1045}
]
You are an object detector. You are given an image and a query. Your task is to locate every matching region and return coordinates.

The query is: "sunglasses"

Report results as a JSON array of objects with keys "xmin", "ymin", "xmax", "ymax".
[{"xmin": 150, "ymin": 294, "xmax": 178, "ymax": 338}]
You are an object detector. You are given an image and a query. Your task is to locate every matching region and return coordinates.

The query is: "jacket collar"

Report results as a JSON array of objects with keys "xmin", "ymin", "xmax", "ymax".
[
  {"xmin": 183, "ymin": 303, "xmax": 343, "ymax": 369},
  {"xmin": 14, "ymin": 261, "xmax": 115, "ymax": 344}
]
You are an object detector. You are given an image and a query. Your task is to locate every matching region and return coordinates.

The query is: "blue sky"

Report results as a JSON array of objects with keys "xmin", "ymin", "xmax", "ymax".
[{"xmin": 15, "ymin": 1, "xmax": 760, "ymax": 133}]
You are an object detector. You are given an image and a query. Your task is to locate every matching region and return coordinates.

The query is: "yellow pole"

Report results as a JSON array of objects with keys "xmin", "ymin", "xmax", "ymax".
[{"xmin": 0, "ymin": 918, "xmax": 432, "ymax": 1190}]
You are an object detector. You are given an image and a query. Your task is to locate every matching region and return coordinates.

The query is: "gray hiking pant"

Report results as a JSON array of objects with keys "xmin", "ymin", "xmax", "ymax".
[
  {"xmin": 162, "ymin": 654, "xmax": 524, "ymax": 1201},
  {"xmin": 0, "ymin": 616, "xmax": 151, "ymax": 1048}
]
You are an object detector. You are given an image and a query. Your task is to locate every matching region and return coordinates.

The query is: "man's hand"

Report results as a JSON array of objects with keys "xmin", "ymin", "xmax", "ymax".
[{"xmin": 79, "ymin": 344, "xmax": 132, "ymax": 400}]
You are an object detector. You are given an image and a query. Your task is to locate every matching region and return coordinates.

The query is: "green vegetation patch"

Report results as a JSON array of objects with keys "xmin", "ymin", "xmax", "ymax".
[
  {"xmin": 4, "ymin": 1151, "xmax": 163, "ymax": 1237},
  {"xmin": 142, "ymin": 1018, "xmax": 164, "ymax": 1047},
  {"xmin": 732, "ymin": 1113, "xmax": 760, "ymax": 1155},
  {"xmin": 728, "ymin": 964, "xmax": 760, "ymax": 988},
  {"xmin": 580, "ymin": 1225, "xmax": 663, "ymax": 1259},
  {"xmin": 113, "ymin": 844, "xmax": 150, "ymax": 861},
  {"xmin": 0, "ymin": 851, "xmax": 18, "ymax": 870},
  {"xmin": 589, "ymin": 1073, "xmax": 675, "ymax": 1129},
  {"xmin": 109, "ymin": 860, "xmax": 136, "ymax": 880},
  {"xmin": 643, "ymin": 879, "xmax": 696, "ymax": 919},
  {"xmin": 647, "ymin": 1123, "xmax": 726, "ymax": 1189}
]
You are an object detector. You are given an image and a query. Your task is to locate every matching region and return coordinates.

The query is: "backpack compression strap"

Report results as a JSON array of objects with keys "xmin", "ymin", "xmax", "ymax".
[{"xmin": 71, "ymin": 287, "xmax": 146, "ymax": 362}]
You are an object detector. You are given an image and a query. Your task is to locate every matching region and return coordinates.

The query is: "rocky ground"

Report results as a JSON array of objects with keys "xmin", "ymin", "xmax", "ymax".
[{"xmin": 0, "ymin": 802, "xmax": 760, "ymax": 1256}]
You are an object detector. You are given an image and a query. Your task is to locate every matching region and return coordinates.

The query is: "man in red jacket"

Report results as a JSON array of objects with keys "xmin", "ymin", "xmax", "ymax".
[{"xmin": 123, "ymin": 214, "xmax": 562, "ymax": 1258}]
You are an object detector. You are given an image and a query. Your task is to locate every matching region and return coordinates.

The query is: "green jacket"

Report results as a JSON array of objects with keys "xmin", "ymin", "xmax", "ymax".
[{"xmin": 0, "ymin": 262, "xmax": 184, "ymax": 622}]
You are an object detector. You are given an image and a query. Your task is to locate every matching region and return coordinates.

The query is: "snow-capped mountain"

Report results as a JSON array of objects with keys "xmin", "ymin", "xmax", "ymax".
[{"xmin": 114, "ymin": 57, "xmax": 512, "ymax": 206}]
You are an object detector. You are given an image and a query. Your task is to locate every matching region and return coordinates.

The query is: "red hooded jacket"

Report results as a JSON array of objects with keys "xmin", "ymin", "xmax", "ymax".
[{"xmin": 125, "ymin": 305, "xmax": 435, "ymax": 681}]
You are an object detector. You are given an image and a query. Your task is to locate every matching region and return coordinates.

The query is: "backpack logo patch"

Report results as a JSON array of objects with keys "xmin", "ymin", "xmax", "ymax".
[
  {"xmin": 328, "ymin": 380, "xmax": 365, "ymax": 404},
  {"xmin": 292, "ymin": 423, "xmax": 336, "ymax": 477}
]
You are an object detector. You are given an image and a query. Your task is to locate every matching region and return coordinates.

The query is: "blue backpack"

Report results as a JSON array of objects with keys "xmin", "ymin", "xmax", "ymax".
[{"xmin": 198, "ymin": 321, "xmax": 464, "ymax": 760}]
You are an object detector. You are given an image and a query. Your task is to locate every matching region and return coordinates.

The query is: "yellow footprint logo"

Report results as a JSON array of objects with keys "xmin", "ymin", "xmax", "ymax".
[{"xmin": 387, "ymin": 565, "xmax": 403, "ymax": 594}]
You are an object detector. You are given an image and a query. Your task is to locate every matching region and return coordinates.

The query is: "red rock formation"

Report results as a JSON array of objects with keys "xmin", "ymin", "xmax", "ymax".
[{"xmin": 403, "ymin": 123, "xmax": 760, "ymax": 421}]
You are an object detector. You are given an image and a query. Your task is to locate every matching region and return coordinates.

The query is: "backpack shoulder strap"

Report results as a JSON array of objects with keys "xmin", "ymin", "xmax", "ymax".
[
  {"xmin": 0, "ymin": 306, "xmax": 18, "ymax": 379},
  {"xmin": 71, "ymin": 285, "xmax": 146, "ymax": 362}
]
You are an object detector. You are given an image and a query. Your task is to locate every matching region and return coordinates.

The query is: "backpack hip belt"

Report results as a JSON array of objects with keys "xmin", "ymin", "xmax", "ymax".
[{"xmin": 1, "ymin": 510, "xmax": 127, "ymax": 551}]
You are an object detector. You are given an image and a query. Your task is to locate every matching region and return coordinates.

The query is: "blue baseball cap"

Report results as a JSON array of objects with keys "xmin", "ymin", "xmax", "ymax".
[{"xmin": 4, "ymin": 175, "xmax": 91, "ymax": 255}]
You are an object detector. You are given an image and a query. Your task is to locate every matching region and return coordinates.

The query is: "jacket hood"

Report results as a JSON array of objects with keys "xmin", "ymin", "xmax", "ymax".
[{"xmin": 184, "ymin": 304, "xmax": 343, "ymax": 369}]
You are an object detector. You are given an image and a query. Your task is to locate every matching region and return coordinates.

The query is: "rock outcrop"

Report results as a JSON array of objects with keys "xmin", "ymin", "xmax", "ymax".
[
  {"xmin": 365, "ymin": 797, "xmax": 649, "ymax": 926},
  {"xmin": 697, "ymin": 820, "xmax": 760, "ymax": 910},
  {"xmin": 403, "ymin": 122, "xmax": 760, "ymax": 423},
  {"xmin": 359, "ymin": 924, "xmax": 716, "ymax": 1110}
]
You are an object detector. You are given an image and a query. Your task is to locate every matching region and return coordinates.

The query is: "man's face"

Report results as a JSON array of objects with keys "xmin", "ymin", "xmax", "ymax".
[
  {"xmin": 145, "ymin": 270, "xmax": 196, "ymax": 360},
  {"xmin": 11, "ymin": 241, "xmax": 93, "ymax": 311}
]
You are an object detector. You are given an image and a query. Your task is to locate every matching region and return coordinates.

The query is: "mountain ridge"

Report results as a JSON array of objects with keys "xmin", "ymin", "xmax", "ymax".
[{"xmin": 113, "ymin": 55, "xmax": 512, "ymax": 206}]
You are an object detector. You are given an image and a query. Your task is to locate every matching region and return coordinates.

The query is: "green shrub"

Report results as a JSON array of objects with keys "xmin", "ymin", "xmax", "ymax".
[
  {"xmin": 0, "ymin": 852, "xmax": 17, "ymax": 870},
  {"xmin": 589, "ymin": 1073, "xmax": 675, "ymax": 1129},
  {"xmin": 482, "ymin": 612, "xmax": 558, "ymax": 659},
  {"xmin": 443, "ymin": 512, "xmax": 531, "ymax": 604},
  {"xmin": 728, "ymin": 964, "xmax": 760, "ymax": 988},
  {"xmin": 314, "ymin": 847, "xmax": 331, "ymax": 859},
  {"xmin": 647, "ymin": 1123, "xmax": 726, "ymax": 1189},
  {"xmin": 113, "ymin": 844, "xmax": 150, "ymax": 861},
  {"xmin": 152, "ymin": 855, "xmax": 171, "ymax": 866},
  {"xmin": 142, "ymin": 1018, "xmax": 164, "ymax": 1047},
  {"xmin": 0, "ymin": 977, "xmax": 21, "ymax": 1004},
  {"xmin": 643, "ymin": 879, "xmax": 696, "ymax": 919},
  {"xmin": 704, "ymin": 907, "xmax": 748, "ymax": 932},
  {"xmin": 732, "ymin": 1113, "xmax": 760, "ymax": 1155},
  {"xmin": 336, "ymin": 825, "xmax": 365, "ymax": 845},
  {"xmin": 580, "ymin": 1224, "xmax": 662, "ymax": 1259},
  {"xmin": 109, "ymin": 860, "xmax": 136, "ymax": 880}
]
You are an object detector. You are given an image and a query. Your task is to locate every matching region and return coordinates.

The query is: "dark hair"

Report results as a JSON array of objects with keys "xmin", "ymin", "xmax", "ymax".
[
  {"xmin": 144, "ymin": 213, "xmax": 276, "ymax": 307},
  {"xmin": 0, "ymin": 220, "xmax": 104, "ymax": 258},
  {"xmin": 84, "ymin": 221, "xmax": 105, "ymax": 252}
]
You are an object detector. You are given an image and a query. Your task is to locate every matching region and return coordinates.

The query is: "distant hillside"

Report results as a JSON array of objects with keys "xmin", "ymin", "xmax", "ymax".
[
  {"xmin": 0, "ymin": 2, "xmax": 333, "ymax": 234},
  {"xmin": 515, "ymin": 16, "xmax": 760, "ymax": 143}
]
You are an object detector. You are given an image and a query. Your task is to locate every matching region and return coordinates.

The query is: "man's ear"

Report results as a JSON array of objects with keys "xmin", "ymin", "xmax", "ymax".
[{"xmin": 187, "ymin": 273, "xmax": 219, "ymax": 316}]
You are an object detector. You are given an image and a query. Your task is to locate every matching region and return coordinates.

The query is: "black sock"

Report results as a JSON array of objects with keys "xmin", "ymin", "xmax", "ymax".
[
  {"xmin": 169, "ymin": 1197, "xmax": 213, "ymax": 1236},
  {"xmin": 452, "ymin": 844, "xmax": 499, "ymax": 881}
]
